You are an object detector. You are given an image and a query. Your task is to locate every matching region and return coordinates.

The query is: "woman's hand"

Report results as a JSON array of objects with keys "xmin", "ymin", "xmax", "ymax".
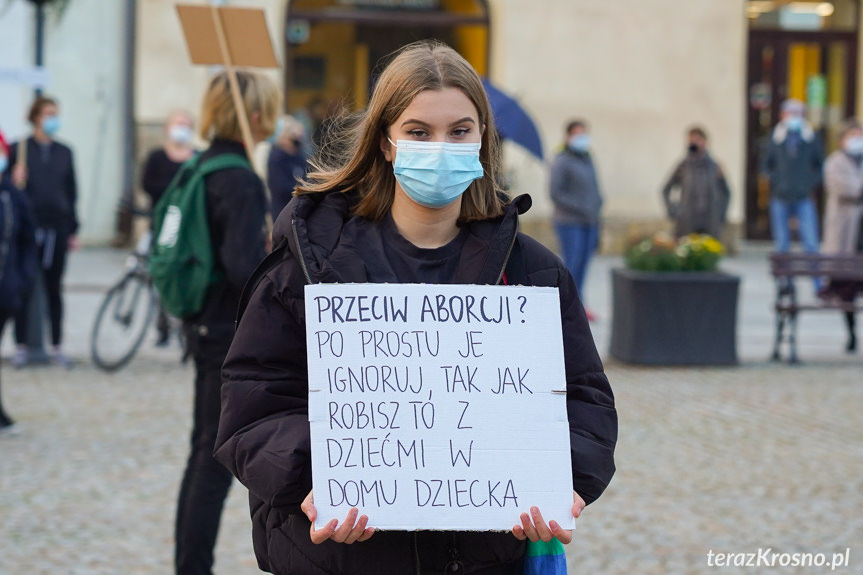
[
  {"xmin": 301, "ymin": 490, "xmax": 375, "ymax": 545},
  {"xmin": 512, "ymin": 491, "xmax": 586, "ymax": 544}
]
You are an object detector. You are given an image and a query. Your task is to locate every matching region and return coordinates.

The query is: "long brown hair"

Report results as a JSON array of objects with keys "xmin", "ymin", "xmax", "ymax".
[{"xmin": 297, "ymin": 41, "xmax": 506, "ymax": 222}]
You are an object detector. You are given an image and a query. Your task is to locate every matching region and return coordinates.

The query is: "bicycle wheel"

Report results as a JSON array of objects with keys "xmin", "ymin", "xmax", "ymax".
[{"xmin": 91, "ymin": 271, "xmax": 156, "ymax": 372}]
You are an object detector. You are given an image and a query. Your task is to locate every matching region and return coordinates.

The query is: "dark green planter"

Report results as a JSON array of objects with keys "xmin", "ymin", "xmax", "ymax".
[{"xmin": 609, "ymin": 268, "xmax": 740, "ymax": 366}]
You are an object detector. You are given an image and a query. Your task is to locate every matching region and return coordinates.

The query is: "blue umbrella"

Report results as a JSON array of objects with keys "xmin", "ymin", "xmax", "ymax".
[{"xmin": 482, "ymin": 78, "xmax": 544, "ymax": 160}]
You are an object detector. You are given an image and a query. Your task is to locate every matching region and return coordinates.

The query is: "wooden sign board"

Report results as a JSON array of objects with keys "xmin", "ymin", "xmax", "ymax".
[
  {"xmin": 176, "ymin": 5, "xmax": 279, "ymax": 69},
  {"xmin": 305, "ymin": 283, "xmax": 575, "ymax": 531}
]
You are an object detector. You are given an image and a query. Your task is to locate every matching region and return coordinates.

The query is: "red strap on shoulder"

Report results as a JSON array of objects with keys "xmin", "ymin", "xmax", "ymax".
[{"xmin": 502, "ymin": 272, "xmax": 508, "ymax": 286}]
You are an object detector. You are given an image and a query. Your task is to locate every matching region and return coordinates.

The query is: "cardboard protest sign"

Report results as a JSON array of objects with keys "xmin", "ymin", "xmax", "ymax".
[
  {"xmin": 176, "ymin": 5, "xmax": 278, "ymax": 69},
  {"xmin": 175, "ymin": 5, "xmax": 279, "ymax": 168},
  {"xmin": 305, "ymin": 283, "xmax": 574, "ymax": 531}
]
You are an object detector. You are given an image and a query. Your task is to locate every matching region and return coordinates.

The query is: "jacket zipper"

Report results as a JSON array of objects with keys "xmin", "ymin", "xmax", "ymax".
[
  {"xmin": 291, "ymin": 218, "xmax": 313, "ymax": 284},
  {"xmin": 495, "ymin": 223, "xmax": 519, "ymax": 285}
]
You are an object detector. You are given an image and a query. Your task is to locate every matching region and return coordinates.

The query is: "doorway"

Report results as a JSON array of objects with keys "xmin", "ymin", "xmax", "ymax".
[{"xmin": 745, "ymin": 1, "xmax": 859, "ymax": 240}]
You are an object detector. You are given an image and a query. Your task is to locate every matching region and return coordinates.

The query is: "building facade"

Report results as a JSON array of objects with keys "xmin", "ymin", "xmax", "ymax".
[{"xmin": 3, "ymin": 0, "xmax": 860, "ymax": 247}]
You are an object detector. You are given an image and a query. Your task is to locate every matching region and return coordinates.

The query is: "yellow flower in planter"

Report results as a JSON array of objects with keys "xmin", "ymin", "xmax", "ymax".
[{"xmin": 626, "ymin": 233, "xmax": 726, "ymax": 272}]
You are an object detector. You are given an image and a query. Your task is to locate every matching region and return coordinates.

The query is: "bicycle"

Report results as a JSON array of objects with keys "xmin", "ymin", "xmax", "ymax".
[{"xmin": 90, "ymin": 230, "xmax": 158, "ymax": 371}]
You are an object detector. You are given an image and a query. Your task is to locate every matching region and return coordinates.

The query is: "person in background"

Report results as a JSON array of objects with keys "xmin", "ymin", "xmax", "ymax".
[
  {"xmin": 761, "ymin": 99, "xmax": 823, "ymax": 256},
  {"xmin": 662, "ymin": 126, "xmax": 730, "ymax": 239},
  {"xmin": 173, "ymin": 70, "xmax": 277, "ymax": 575},
  {"xmin": 142, "ymin": 110, "xmax": 196, "ymax": 209},
  {"xmin": 0, "ymin": 131, "xmax": 37, "ymax": 435},
  {"xmin": 549, "ymin": 119, "xmax": 603, "ymax": 322},
  {"xmin": 267, "ymin": 115, "xmax": 308, "ymax": 220},
  {"xmin": 141, "ymin": 110, "xmax": 196, "ymax": 346},
  {"xmin": 4, "ymin": 96, "xmax": 79, "ymax": 368},
  {"xmin": 820, "ymin": 118, "xmax": 863, "ymax": 353}
]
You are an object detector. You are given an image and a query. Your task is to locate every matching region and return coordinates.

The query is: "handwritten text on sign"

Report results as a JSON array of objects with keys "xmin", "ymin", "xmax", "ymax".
[{"xmin": 305, "ymin": 284, "xmax": 574, "ymax": 531}]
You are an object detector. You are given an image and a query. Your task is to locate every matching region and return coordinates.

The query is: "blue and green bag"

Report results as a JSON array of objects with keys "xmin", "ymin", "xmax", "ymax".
[{"xmin": 523, "ymin": 539, "xmax": 567, "ymax": 575}]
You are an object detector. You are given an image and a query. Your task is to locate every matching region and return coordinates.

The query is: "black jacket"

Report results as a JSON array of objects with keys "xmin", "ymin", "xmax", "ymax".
[
  {"xmin": 141, "ymin": 147, "xmax": 185, "ymax": 208},
  {"xmin": 190, "ymin": 139, "xmax": 267, "ymax": 337},
  {"xmin": 6, "ymin": 137, "xmax": 78, "ymax": 234},
  {"xmin": 214, "ymin": 190, "xmax": 617, "ymax": 574},
  {"xmin": 267, "ymin": 145, "xmax": 307, "ymax": 221},
  {"xmin": 0, "ymin": 175, "xmax": 37, "ymax": 311}
]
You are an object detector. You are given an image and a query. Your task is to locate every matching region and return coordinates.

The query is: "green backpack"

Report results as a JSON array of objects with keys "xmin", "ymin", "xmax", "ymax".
[{"xmin": 149, "ymin": 153, "xmax": 250, "ymax": 319}]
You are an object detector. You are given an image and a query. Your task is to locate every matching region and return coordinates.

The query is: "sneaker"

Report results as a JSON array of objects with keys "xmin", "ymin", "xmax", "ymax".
[{"xmin": 11, "ymin": 349, "xmax": 27, "ymax": 369}]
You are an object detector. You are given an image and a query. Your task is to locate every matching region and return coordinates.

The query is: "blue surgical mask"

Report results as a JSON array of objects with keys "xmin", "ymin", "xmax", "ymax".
[
  {"xmin": 0, "ymin": 155, "xmax": 7, "ymax": 174},
  {"xmin": 389, "ymin": 139, "xmax": 484, "ymax": 208},
  {"xmin": 168, "ymin": 124, "xmax": 193, "ymax": 145},
  {"xmin": 268, "ymin": 117, "xmax": 285, "ymax": 145},
  {"xmin": 568, "ymin": 134, "xmax": 591, "ymax": 153},
  {"xmin": 784, "ymin": 116, "xmax": 803, "ymax": 131},
  {"xmin": 42, "ymin": 115, "xmax": 60, "ymax": 136},
  {"xmin": 844, "ymin": 136, "xmax": 863, "ymax": 155}
]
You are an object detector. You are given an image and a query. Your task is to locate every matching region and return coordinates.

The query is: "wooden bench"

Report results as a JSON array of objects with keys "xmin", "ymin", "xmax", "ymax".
[{"xmin": 769, "ymin": 253, "xmax": 863, "ymax": 363}]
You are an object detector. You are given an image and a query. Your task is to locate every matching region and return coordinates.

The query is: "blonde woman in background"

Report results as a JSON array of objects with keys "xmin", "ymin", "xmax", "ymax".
[{"xmin": 174, "ymin": 70, "xmax": 280, "ymax": 575}]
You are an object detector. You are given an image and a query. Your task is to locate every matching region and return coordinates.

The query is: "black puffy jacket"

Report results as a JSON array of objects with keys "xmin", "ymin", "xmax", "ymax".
[
  {"xmin": 0, "ymin": 176, "xmax": 37, "ymax": 312},
  {"xmin": 214, "ymin": 190, "xmax": 617, "ymax": 574}
]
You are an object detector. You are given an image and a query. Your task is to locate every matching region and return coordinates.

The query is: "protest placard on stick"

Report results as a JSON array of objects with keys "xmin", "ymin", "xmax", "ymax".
[
  {"xmin": 305, "ymin": 283, "xmax": 575, "ymax": 531},
  {"xmin": 175, "ymin": 4, "xmax": 279, "ymax": 168}
]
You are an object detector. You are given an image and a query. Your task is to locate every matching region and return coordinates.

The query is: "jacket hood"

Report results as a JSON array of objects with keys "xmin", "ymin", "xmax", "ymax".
[{"xmin": 273, "ymin": 190, "xmax": 532, "ymax": 285}]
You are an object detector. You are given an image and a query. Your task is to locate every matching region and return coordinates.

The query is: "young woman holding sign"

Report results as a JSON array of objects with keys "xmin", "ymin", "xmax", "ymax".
[{"xmin": 214, "ymin": 41, "xmax": 617, "ymax": 574}]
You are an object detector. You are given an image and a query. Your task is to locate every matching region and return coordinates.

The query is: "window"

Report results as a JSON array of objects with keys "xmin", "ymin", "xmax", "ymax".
[{"xmin": 748, "ymin": 0, "xmax": 859, "ymax": 31}]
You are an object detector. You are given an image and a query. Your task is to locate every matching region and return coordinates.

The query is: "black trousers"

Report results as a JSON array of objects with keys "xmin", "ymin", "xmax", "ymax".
[
  {"xmin": 175, "ymin": 333, "xmax": 234, "ymax": 575},
  {"xmin": 15, "ymin": 229, "xmax": 69, "ymax": 347},
  {"xmin": 0, "ymin": 309, "xmax": 13, "ymax": 426}
]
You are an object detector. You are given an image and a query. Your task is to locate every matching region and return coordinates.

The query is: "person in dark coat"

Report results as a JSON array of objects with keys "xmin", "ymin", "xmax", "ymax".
[
  {"xmin": 4, "ymin": 96, "xmax": 79, "ymax": 368},
  {"xmin": 760, "ymin": 99, "xmax": 824, "ymax": 255},
  {"xmin": 214, "ymin": 41, "xmax": 617, "ymax": 575},
  {"xmin": 172, "ymin": 71, "xmax": 278, "ymax": 575},
  {"xmin": 141, "ymin": 110, "xmax": 196, "ymax": 209},
  {"xmin": 266, "ymin": 115, "xmax": 308, "ymax": 220},
  {"xmin": 662, "ymin": 125, "xmax": 730, "ymax": 239},
  {"xmin": 549, "ymin": 119, "xmax": 603, "ymax": 321},
  {"xmin": 0, "ymin": 134, "xmax": 37, "ymax": 435},
  {"xmin": 141, "ymin": 110, "xmax": 196, "ymax": 345}
]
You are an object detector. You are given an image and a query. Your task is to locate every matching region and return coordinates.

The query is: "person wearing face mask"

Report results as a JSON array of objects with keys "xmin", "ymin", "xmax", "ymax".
[
  {"xmin": 142, "ymin": 110, "xmax": 197, "ymax": 210},
  {"xmin": 760, "ymin": 99, "xmax": 824, "ymax": 257},
  {"xmin": 548, "ymin": 119, "xmax": 603, "ymax": 322},
  {"xmin": 169, "ymin": 70, "xmax": 276, "ymax": 575},
  {"xmin": 141, "ymin": 111, "xmax": 197, "ymax": 346},
  {"xmin": 266, "ymin": 115, "xmax": 309, "ymax": 220},
  {"xmin": 661, "ymin": 126, "xmax": 730, "ymax": 239},
  {"xmin": 819, "ymin": 118, "xmax": 863, "ymax": 352},
  {"xmin": 213, "ymin": 42, "xmax": 616, "ymax": 575},
  {"xmin": 3, "ymin": 96, "xmax": 79, "ymax": 369}
]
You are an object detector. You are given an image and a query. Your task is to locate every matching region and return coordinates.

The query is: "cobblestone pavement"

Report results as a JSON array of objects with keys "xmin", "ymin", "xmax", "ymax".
[{"xmin": 1, "ymin": 248, "xmax": 861, "ymax": 574}]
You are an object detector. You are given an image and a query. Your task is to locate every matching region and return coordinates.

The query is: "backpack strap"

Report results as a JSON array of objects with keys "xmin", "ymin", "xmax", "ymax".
[
  {"xmin": 196, "ymin": 153, "xmax": 251, "ymax": 176},
  {"xmin": 235, "ymin": 238, "xmax": 290, "ymax": 328}
]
